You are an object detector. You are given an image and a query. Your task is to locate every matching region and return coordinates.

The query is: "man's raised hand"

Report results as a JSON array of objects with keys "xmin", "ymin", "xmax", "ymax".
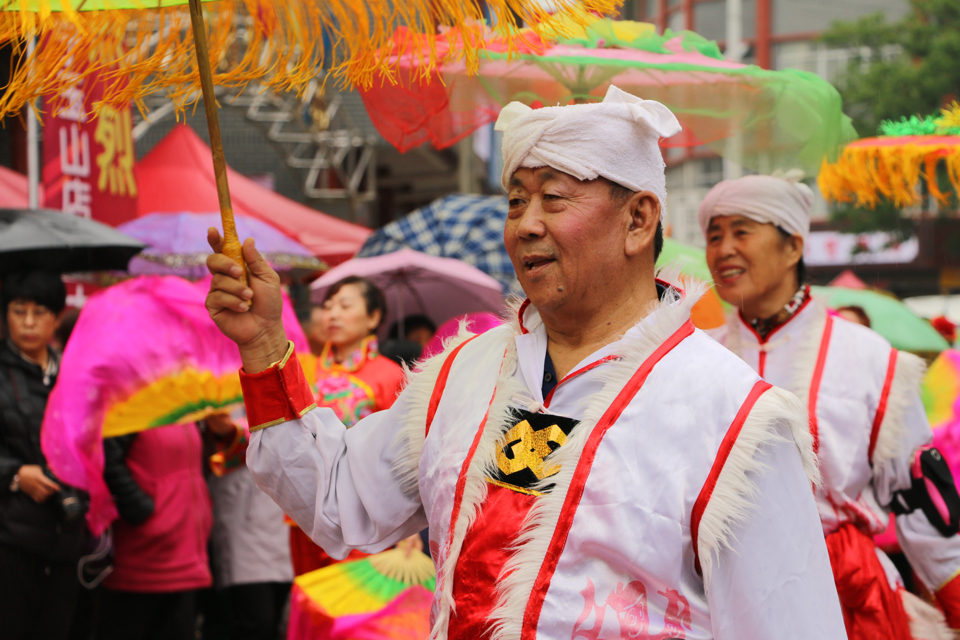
[{"xmin": 206, "ymin": 228, "xmax": 288, "ymax": 373}]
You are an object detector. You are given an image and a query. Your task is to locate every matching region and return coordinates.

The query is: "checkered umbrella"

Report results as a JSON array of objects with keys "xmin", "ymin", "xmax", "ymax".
[{"xmin": 357, "ymin": 194, "xmax": 523, "ymax": 297}]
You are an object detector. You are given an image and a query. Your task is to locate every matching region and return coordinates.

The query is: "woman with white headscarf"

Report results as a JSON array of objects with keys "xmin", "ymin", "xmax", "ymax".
[{"xmin": 701, "ymin": 172, "xmax": 960, "ymax": 640}]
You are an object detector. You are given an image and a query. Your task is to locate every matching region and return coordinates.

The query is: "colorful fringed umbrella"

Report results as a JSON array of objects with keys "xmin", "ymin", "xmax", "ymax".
[
  {"xmin": 288, "ymin": 548, "xmax": 435, "ymax": 640},
  {"xmin": 922, "ymin": 349, "xmax": 960, "ymax": 485},
  {"xmin": 40, "ymin": 275, "xmax": 313, "ymax": 535},
  {"xmin": 360, "ymin": 14, "xmax": 856, "ymax": 172},
  {"xmin": 1, "ymin": 0, "xmax": 616, "ymax": 287},
  {"xmin": 819, "ymin": 103, "xmax": 960, "ymax": 208}
]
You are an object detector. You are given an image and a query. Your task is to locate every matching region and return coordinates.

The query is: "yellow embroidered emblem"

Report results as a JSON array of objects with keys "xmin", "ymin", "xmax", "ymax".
[{"xmin": 495, "ymin": 420, "xmax": 567, "ymax": 480}]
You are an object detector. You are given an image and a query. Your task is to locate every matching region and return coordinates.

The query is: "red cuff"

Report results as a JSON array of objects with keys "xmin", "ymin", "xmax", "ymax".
[
  {"xmin": 936, "ymin": 570, "xmax": 960, "ymax": 629},
  {"xmin": 240, "ymin": 342, "xmax": 316, "ymax": 432}
]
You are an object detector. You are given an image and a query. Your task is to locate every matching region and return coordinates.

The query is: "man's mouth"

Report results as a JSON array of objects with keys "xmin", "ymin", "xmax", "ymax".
[{"xmin": 522, "ymin": 256, "xmax": 556, "ymax": 273}]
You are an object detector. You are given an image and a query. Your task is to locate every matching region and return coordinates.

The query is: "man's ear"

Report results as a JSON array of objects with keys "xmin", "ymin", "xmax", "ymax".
[{"xmin": 625, "ymin": 191, "xmax": 660, "ymax": 258}]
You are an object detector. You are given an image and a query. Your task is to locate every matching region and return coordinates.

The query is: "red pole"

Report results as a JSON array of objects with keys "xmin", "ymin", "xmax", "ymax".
[
  {"xmin": 684, "ymin": 0, "xmax": 694, "ymax": 31},
  {"xmin": 658, "ymin": 0, "xmax": 668, "ymax": 33},
  {"xmin": 756, "ymin": 0, "xmax": 772, "ymax": 69}
]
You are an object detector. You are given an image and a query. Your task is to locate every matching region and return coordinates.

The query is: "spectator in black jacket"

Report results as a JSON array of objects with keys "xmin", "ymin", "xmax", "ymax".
[{"xmin": 0, "ymin": 271, "xmax": 87, "ymax": 640}]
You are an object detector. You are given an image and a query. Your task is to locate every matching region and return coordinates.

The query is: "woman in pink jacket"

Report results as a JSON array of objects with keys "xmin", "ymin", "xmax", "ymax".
[{"xmin": 97, "ymin": 420, "xmax": 223, "ymax": 640}]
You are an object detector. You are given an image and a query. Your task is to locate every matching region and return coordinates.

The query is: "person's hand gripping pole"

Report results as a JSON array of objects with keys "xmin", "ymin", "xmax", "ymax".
[{"xmin": 206, "ymin": 228, "xmax": 289, "ymax": 374}]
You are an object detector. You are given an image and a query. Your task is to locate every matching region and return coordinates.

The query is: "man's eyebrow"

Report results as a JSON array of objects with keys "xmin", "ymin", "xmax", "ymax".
[{"xmin": 509, "ymin": 169, "xmax": 559, "ymax": 190}]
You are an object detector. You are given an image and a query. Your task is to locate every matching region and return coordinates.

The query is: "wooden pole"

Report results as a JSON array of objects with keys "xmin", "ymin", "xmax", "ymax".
[{"xmin": 187, "ymin": 0, "xmax": 247, "ymax": 284}]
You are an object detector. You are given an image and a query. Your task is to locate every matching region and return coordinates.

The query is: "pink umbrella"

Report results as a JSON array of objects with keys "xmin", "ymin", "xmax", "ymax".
[{"xmin": 310, "ymin": 249, "xmax": 505, "ymax": 340}]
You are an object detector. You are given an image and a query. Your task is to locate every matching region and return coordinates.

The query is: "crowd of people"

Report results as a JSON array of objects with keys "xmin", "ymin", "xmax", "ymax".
[
  {"xmin": 4, "ymin": 82, "xmax": 960, "ymax": 640},
  {"xmin": 0, "ymin": 265, "xmax": 436, "ymax": 639}
]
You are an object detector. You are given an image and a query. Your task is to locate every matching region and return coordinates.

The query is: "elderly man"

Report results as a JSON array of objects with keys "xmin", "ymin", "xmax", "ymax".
[
  {"xmin": 701, "ymin": 173, "xmax": 960, "ymax": 639},
  {"xmin": 205, "ymin": 86, "xmax": 845, "ymax": 639}
]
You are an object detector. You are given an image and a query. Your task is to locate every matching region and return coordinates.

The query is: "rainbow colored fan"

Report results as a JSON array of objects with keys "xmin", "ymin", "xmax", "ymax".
[
  {"xmin": 288, "ymin": 547, "xmax": 435, "ymax": 640},
  {"xmin": 40, "ymin": 275, "xmax": 311, "ymax": 535}
]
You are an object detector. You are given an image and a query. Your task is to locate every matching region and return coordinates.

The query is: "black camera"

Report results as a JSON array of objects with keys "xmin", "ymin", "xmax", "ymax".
[{"xmin": 43, "ymin": 468, "xmax": 88, "ymax": 523}]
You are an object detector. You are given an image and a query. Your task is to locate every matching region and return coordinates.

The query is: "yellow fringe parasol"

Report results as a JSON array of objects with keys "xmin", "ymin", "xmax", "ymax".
[
  {"xmin": 0, "ymin": 0, "xmax": 621, "ymax": 119},
  {"xmin": 818, "ymin": 102, "xmax": 960, "ymax": 209}
]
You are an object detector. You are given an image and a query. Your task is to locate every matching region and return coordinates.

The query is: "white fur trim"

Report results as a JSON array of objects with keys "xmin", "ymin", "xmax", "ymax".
[
  {"xmin": 786, "ymin": 302, "xmax": 828, "ymax": 412},
  {"xmin": 901, "ymin": 589, "xmax": 954, "ymax": 640},
  {"xmin": 872, "ymin": 351, "xmax": 927, "ymax": 467},
  {"xmin": 390, "ymin": 323, "xmax": 481, "ymax": 497},
  {"xmin": 697, "ymin": 385, "xmax": 819, "ymax": 586},
  {"xmin": 486, "ymin": 281, "xmax": 709, "ymax": 640}
]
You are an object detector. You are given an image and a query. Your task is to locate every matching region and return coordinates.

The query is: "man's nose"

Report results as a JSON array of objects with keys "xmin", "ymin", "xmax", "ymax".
[{"xmin": 514, "ymin": 202, "xmax": 547, "ymax": 239}]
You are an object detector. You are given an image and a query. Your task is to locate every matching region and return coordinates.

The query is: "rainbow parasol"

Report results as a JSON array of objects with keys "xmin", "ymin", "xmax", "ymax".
[
  {"xmin": 818, "ymin": 103, "xmax": 960, "ymax": 208},
  {"xmin": 288, "ymin": 548, "xmax": 435, "ymax": 640},
  {"xmin": 40, "ymin": 275, "xmax": 314, "ymax": 535},
  {"xmin": 923, "ymin": 349, "xmax": 960, "ymax": 481},
  {"xmin": 360, "ymin": 13, "xmax": 856, "ymax": 173}
]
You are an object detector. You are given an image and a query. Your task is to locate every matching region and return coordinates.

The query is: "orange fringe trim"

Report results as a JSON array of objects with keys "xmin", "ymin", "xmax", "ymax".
[
  {"xmin": 818, "ymin": 138, "xmax": 960, "ymax": 209},
  {"xmin": 0, "ymin": 0, "xmax": 620, "ymax": 120}
]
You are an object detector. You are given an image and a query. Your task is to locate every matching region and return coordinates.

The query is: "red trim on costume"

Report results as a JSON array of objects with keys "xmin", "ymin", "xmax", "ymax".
[
  {"xmin": 520, "ymin": 320, "xmax": 696, "ymax": 640},
  {"xmin": 425, "ymin": 335, "xmax": 479, "ymax": 438},
  {"xmin": 808, "ymin": 315, "xmax": 834, "ymax": 456},
  {"xmin": 543, "ymin": 356, "xmax": 620, "ymax": 408},
  {"xmin": 438, "ymin": 359, "xmax": 504, "ymax": 601},
  {"xmin": 869, "ymin": 349, "xmax": 899, "ymax": 464},
  {"xmin": 518, "ymin": 299, "xmax": 532, "ymax": 334},
  {"xmin": 936, "ymin": 571, "xmax": 960, "ymax": 629},
  {"xmin": 690, "ymin": 380, "xmax": 772, "ymax": 575},
  {"xmin": 655, "ymin": 278, "xmax": 685, "ymax": 298},
  {"xmin": 240, "ymin": 345, "xmax": 316, "ymax": 431}
]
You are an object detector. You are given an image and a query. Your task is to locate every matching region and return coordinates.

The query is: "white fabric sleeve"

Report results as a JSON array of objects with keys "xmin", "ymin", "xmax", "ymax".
[
  {"xmin": 246, "ymin": 403, "xmax": 428, "ymax": 560},
  {"xmin": 707, "ymin": 424, "xmax": 847, "ymax": 640},
  {"xmin": 875, "ymin": 391, "xmax": 960, "ymax": 591}
]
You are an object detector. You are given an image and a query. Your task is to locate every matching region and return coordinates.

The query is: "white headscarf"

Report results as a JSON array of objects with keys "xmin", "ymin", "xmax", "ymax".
[
  {"xmin": 494, "ymin": 85, "xmax": 682, "ymax": 219},
  {"xmin": 697, "ymin": 170, "xmax": 814, "ymax": 240}
]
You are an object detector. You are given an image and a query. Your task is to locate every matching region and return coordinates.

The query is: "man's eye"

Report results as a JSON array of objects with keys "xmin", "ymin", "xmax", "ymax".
[{"xmin": 509, "ymin": 198, "xmax": 525, "ymax": 207}]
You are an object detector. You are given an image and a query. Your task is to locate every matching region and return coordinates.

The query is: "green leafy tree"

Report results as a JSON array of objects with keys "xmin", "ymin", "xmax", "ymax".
[{"xmin": 822, "ymin": 0, "xmax": 960, "ymax": 138}]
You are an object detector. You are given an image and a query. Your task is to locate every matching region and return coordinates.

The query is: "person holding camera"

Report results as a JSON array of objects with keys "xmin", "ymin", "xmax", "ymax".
[{"xmin": 0, "ymin": 271, "xmax": 86, "ymax": 640}]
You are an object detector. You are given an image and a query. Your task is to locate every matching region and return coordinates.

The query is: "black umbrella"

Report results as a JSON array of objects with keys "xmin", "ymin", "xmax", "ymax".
[{"xmin": 0, "ymin": 209, "xmax": 145, "ymax": 275}]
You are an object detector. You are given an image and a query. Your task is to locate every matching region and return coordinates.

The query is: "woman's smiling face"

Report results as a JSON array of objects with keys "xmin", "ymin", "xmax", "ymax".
[{"xmin": 705, "ymin": 215, "xmax": 803, "ymax": 316}]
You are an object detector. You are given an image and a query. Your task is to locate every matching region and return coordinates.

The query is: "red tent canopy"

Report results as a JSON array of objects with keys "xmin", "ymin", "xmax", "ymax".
[
  {"xmin": 0, "ymin": 165, "xmax": 33, "ymax": 208},
  {"xmin": 135, "ymin": 125, "xmax": 371, "ymax": 265}
]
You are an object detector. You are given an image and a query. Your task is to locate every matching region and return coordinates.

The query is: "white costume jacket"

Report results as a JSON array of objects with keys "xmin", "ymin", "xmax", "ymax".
[
  {"xmin": 708, "ymin": 298, "xmax": 960, "ymax": 609},
  {"xmin": 241, "ymin": 285, "xmax": 846, "ymax": 640}
]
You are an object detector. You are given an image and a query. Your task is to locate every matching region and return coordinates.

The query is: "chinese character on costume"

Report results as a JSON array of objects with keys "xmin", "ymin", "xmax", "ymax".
[
  {"xmin": 211, "ymin": 86, "xmax": 846, "ymax": 639},
  {"xmin": 701, "ymin": 173, "xmax": 960, "ymax": 640}
]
